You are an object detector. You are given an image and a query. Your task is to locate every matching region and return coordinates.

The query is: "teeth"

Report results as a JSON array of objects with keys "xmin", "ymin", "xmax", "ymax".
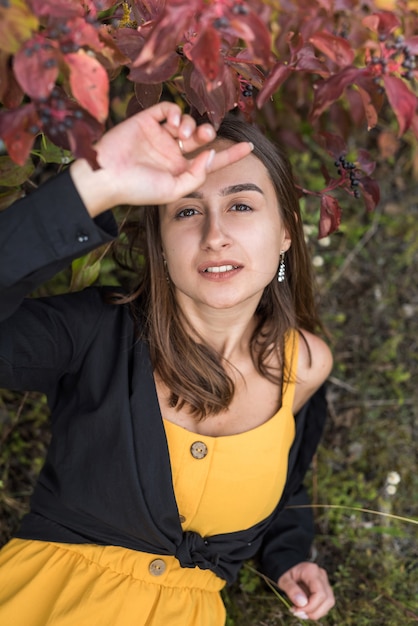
[{"xmin": 205, "ymin": 265, "xmax": 236, "ymax": 273}]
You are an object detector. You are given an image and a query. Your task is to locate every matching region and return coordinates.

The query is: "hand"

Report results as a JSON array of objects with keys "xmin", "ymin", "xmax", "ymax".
[
  {"xmin": 70, "ymin": 101, "xmax": 253, "ymax": 217},
  {"xmin": 277, "ymin": 562, "xmax": 335, "ymax": 621}
]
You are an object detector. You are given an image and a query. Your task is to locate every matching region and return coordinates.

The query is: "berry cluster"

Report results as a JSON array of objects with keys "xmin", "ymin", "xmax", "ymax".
[
  {"xmin": 370, "ymin": 34, "xmax": 417, "ymax": 82},
  {"xmin": 335, "ymin": 155, "xmax": 361, "ymax": 198},
  {"xmin": 241, "ymin": 83, "xmax": 253, "ymax": 98},
  {"xmin": 30, "ymin": 90, "xmax": 84, "ymax": 137},
  {"xmin": 386, "ymin": 35, "xmax": 417, "ymax": 81}
]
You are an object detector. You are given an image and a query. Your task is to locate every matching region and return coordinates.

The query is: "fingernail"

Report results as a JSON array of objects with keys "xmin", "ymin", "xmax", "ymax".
[
  {"xmin": 248, "ymin": 141, "xmax": 254, "ymax": 151},
  {"xmin": 291, "ymin": 610, "xmax": 309, "ymax": 620},
  {"xmin": 295, "ymin": 593, "xmax": 308, "ymax": 607},
  {"xmin": 206, "ymin": 149, "xmax": 215, "ymax": 169},
  {"xmin": 182, "ymin": 126, "xmax": 192, "ymax": 138}
]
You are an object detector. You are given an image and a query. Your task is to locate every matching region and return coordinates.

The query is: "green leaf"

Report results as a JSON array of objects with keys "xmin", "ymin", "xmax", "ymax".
[
  {"xmin": 70, "ymin": 250, "xmax": 103, "ymax": 292},
  {"xmin": 0, "ymin": 155, "xmax": 34, "ymax": 186},
  {"xmin": 32, "ymin": 136, "xmax": 73, "ymax": 165}
]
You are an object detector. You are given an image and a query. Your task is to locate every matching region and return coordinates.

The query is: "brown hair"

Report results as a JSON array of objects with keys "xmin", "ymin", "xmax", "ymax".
[{"xmin": 114, "ymin": 117, "xmax": 321, "ymax": 418}]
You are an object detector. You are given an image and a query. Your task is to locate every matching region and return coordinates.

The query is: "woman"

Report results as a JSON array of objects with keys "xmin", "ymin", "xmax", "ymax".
[{"xmin": 0, "ymin": 102, "xmax": 335, "ymax": 623}]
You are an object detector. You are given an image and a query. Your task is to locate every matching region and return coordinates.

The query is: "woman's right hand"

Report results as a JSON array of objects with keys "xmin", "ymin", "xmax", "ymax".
[{"xmin": 70, "ymin": 102, "xmax": 253, "ymax": 217}]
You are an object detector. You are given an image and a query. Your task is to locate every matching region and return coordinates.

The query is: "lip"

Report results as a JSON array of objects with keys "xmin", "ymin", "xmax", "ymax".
[
  {"xmin": 198, "ymin": 260, "xmax": 243, "ymax": 281},
  {"xmin": 198, "ymin": 260, "xmax": 243, "ymax": 273}
]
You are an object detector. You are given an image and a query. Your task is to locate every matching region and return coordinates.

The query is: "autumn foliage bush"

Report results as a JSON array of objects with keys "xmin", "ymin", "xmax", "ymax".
[{"xmin": 0, "ymin": 0, "xmax": 417, "ymax": 236}]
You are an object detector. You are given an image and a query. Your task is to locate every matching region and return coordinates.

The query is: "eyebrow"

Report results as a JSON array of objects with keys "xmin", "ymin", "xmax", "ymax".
[{"xmin": 183, "ymin": 183, "xmax": 264, "ymax": 199}]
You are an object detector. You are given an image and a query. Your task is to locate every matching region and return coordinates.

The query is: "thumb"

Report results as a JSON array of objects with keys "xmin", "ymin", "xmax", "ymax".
[{"xmin": 279, "ymin": 578, "xmax": 308, "ymax": 609}]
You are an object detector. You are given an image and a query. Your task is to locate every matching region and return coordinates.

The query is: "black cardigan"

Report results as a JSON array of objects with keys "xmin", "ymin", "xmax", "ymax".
[{"xmin": 0, "ymin": 170, "xmax": 327, "ymax": 585}]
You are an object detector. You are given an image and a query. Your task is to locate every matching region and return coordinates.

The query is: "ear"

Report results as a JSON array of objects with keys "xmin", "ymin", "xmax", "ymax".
[{"xmin": 281, "ymin": 228, "xmax": 292, "ymax": 253}]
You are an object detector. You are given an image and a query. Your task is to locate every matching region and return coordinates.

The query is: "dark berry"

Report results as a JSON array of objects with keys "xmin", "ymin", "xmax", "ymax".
[
  {"xmin": 213, "ymin": 17, "xmax": 230, "ymax": 29},
  {"xmin": 44, "ymin": 58, "xmax": 57, "ymax": 69},
  {"xmin": 232, "ymin": 4, "xmax": 249, "ymax": 14}
]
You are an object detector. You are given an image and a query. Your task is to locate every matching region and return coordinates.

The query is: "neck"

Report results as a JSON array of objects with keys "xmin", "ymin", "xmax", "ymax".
[{"xmin": 176, "ymin": 298, "xmax": 259, "ymax": 362}]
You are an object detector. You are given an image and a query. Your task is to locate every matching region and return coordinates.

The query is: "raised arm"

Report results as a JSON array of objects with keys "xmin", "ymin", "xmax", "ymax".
[
  {"xmin": 69, "ymin": 101, "xmax": 253, "ymax": 217},
  {"xmin": 0, "ymin": 102, "xmax": 253, "ymax": 319}
]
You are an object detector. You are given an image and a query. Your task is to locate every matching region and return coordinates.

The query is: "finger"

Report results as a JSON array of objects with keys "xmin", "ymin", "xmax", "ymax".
[
  {"xmin": 207, "ymin": 141, "xmax": 254, "ymax": 171},
  {"xmin": 279, "ymin": 577, "xmax": 309, "ymax": 610},
  {"xmin": 292, "ymin": 574, "xmax": 335, "ymax": 621},
  {"xmin": 176, "ymin": 122, "xmax": 216, "ymax": 154},
  {"xmin": 148, "ymin": 101, "xmax": 182, "ymax": 128}
]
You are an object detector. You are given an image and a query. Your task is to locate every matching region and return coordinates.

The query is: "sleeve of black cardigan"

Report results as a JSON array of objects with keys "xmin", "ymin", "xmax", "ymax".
[
  {"xmin": 0, "ymin": 168, "xmax": 118, "ymax": 321},
  {"xmin": 258, "ymin": 483, "xmax": 314, "ymax": 583}
]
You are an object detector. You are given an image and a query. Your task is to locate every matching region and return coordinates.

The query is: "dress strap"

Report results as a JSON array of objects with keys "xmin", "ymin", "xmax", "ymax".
[{"xmin": 281, "ymin": 329, "xmax": 299, "ymax": 410}]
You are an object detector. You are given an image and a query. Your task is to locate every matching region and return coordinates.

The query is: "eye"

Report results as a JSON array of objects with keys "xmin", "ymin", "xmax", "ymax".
[
  {"xmin": 176, "ymin": 207, "xmax": 200, "ymax": 218},
  {"xmin": 230, "ymin": 203, "xmax": 252, "ymax": 212}
]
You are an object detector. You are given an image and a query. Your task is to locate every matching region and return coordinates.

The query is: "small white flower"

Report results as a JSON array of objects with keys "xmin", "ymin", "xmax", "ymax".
[
  {"xmin": 313, "ymin": 255, "xmax": 324, "ymax": 267},
  {"xmin": 318, "ymin": 236, "xmax": 331, "ymax": 247},
  {"xmin": 387, "ymin": 471, "xmax": 401, "ymax": 485},
  {"xmin": 385, "ymin": 484, "xmax": 397, "ymax": 496}
]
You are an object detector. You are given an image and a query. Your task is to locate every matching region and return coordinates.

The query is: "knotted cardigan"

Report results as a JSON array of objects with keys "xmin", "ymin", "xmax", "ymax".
[{"xmin": 0, "ymin": 170, "xmax": 328, "ymax": 585}]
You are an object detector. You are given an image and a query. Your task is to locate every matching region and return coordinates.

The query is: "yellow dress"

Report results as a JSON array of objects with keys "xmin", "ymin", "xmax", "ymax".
[{"xmin": 0, "ymin": 333, "xmax": 298, "ymax": 626}]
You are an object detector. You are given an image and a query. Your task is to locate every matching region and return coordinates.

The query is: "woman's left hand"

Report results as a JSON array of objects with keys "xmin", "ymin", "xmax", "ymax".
[{"xmin": 277, "ymin": 561, "xmax": 335, "ymax": 621}]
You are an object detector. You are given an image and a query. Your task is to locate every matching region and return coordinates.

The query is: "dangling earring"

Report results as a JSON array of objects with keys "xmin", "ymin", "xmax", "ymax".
[{"xmin": 277, "ymin": 252, "xmax": 286, "ymax": 282}]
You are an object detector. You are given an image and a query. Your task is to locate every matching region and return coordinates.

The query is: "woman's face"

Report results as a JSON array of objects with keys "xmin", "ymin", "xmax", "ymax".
[{"xmin": 159, "ymin": 148, "xmax": 291, "ymax": 317}]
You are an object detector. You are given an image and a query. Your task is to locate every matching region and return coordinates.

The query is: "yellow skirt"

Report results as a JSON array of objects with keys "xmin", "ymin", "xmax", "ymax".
[{"xmin": 0, "ymin": 538, "xmax": 226, "ymax": 626}]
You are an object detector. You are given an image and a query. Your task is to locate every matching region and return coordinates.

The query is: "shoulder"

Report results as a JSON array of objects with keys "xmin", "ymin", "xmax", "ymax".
[{"xmin": 293, "ymin": 329, "xmax": 333, "ymax": 412}]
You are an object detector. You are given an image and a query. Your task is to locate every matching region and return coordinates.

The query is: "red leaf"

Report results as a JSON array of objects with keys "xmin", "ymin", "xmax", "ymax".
[
  {"xmin": 187, "ymin": 26, "xmax": 222, "ymax": 84},
  {"xmin": 113, "ymin": 27, "xmax": 146, "ymax": 61},
  {"xmin": 316, "ymin": 131, "xmax": 347, "ymax": 159},
  {"xmin": 65, "ymin": 50, "xmax": 109, "ymax": 123},
  {"xmin": 227, "ymin": 50, "xmax": 265, "ymax": 90},
  {"xmin": 362, "ymin": 12, "xmax": 400, "ymax": 38},
  {"xmin": 359, "ymin": 176, "xmax": 380, "ymax": 212},
  {"xmin": 383, "ymin": 75, "xmax": 416, "ymax": 136},
  {"xmin": 356, "ymin": 85, "xmax": 378, "ymax": 131},
  {"xmin": 134, "ymin": 81, "xmax": 162, "ymax": 110},
  {"xmin": 28, "ymin": 0, "xmax": 84, "ymax": 19},
  {"xmin": 97, "ymin": 26, "xmax": 131, "ymax": 70},
  {"xmin": 13, "ymin": 35, "xmax": 59, "ymax": 100},
  {"xmin": 293, "ymin": 44, "xmax": 330, "ymax": 76},
  {"xmin": 0, "ymin": 103, "xmax": 38, "ymax": 165},
  {"xmin": 404, "ymin": 36, "xmax": 418, "ymax": 56},
  {"xmin": 256, "ymin": 63, "xmax": 292, "ymax": 109},
  {"xmin": 355, "ymin": 71, "xmax": 385, "ymax": 129},
  {"xmin": 133, "ymin": 0, "xmax": 200, "ymax": 69},
  {"xmin": 0, "ymin": 0, "xmax": 39, "ymax": 54},
  {"xmin": 0, "ymin": 51, "xmax": 24, "ymax": 108},
  {"xmin": 227, "ymin": 11, "xmax": 272, "ymax": 65},
  {"xmin": 66, "ymin": 118, "xmax": 102, "ymax": 169},
  {"xmin": 67, "ymin": 17, "xmax": 103, "ymax": 52},
  {"xmin": 130, "ymin": 0, "xmax": 166, "ymax": 24},
  {"xmin": 129, "ymin": 53, "xmax": 179, "ymax": 84},
  {"xmin": 357, "ymin": 149, "xmax": 376, "ymax": 176},
  {"xmin": 309, "ymin": 32, "xmax": 355, "ymax": 67},
  {"xmin": 310, "ymin": 66, "xmax": 362, "ymax": 123},
  {"xmin": 184, "ymin": 63, "xmax": 236, "ymax": 128},
  {"xmin": 319, "ymin": 194, "xmax": 342, "ymax": 238}
]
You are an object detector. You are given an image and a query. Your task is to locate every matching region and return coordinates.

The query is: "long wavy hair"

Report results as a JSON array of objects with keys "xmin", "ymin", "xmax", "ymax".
[{"xmin": 113, "ymin": 117, "xmax": 321, "ymax": 419}]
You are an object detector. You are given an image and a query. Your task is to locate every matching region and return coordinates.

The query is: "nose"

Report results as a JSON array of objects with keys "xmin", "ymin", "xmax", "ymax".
[{"xmin": 201, "ymin": 213, "xmax": 231, "ymax": 251}]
